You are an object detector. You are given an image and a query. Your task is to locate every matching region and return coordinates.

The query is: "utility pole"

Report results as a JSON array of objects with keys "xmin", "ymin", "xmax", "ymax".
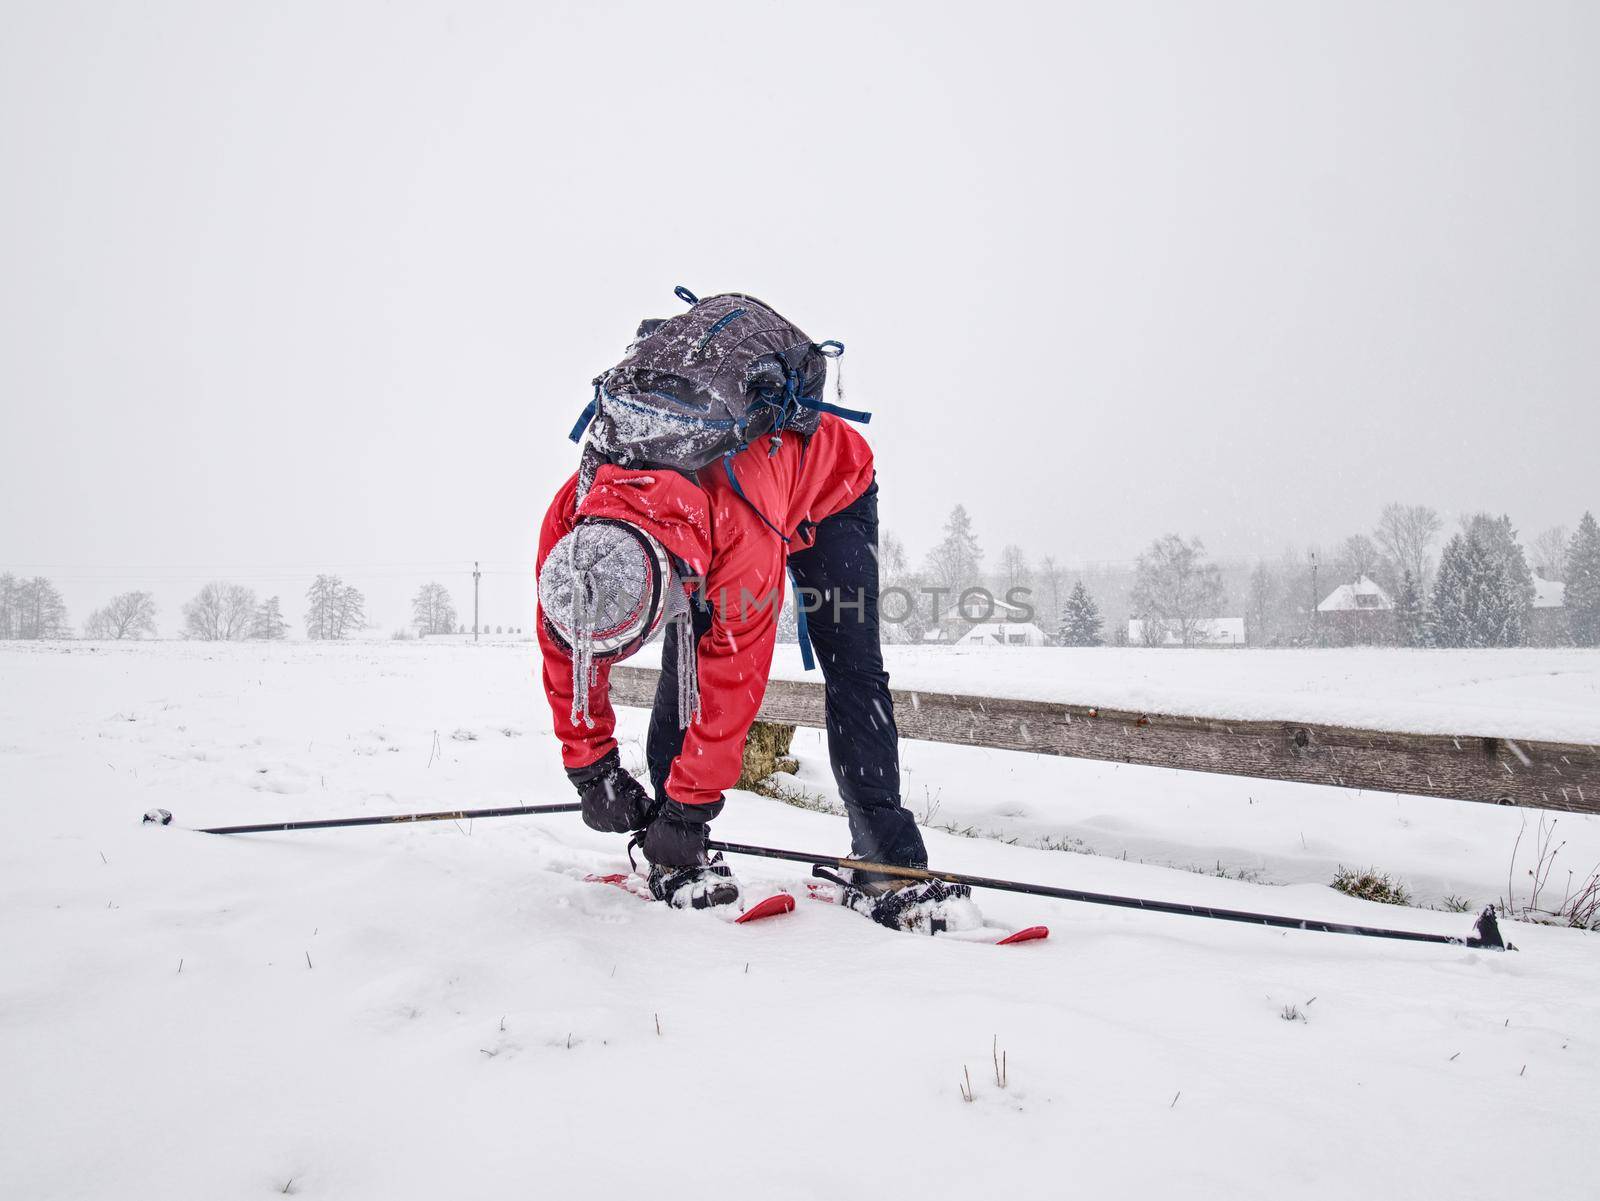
[
  {"xmin": 473, "ymin": 561, "xmax": 481, "ymax": 643},
  {"xmin": 1309, "ymin": 551, "xmax": 1319, "ymax": 647}
]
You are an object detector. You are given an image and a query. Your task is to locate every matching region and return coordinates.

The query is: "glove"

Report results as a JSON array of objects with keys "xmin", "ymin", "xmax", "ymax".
[
  {"xmin": 638, "ymin": 797, "xmax": 724, "ymax": 867},
  {"xmin": 566, "ymin": 749, "xmax": 654, "ymax": 833}
]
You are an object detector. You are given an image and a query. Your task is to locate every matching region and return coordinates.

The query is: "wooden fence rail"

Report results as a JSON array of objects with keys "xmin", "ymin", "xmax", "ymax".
[{"xmin": 608, "ymin": 665, "xmax": 1600, "ymax": 815}]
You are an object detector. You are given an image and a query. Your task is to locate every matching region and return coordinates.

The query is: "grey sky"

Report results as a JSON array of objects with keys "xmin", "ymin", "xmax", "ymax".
[{"xmin": 2, "ymin": 1, "xmax": 1595, "ymax": 631}]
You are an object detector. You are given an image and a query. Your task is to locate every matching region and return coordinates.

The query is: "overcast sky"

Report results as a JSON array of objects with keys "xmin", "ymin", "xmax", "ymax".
[{"xmin": 2, "ymin": 1, "xmax": 1595, "ymax": 632}]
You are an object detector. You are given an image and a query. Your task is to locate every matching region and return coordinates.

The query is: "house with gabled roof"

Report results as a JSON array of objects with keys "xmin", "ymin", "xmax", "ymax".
[{"xmin": 1316, "ymin": 575, "xmax": 1394, "ymax": 645}]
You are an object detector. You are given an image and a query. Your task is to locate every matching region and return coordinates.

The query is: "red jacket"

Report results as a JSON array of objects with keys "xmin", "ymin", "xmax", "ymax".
[{"xmin": 537, "ymin": 414, "xmax": 875, "ymax": 807}]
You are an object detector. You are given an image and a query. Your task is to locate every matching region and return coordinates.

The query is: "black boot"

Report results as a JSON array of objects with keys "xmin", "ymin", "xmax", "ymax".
[
  {"xmin": 817, "ymin": 863, "xmax": 983, "ymax": 935},
  {"xmin": 647, "ymin": 854, "xmax": 742, "ymax": 910},
  {"xmin": 634, "ymin": 799, "xmax": 740, "ymax": 910}
]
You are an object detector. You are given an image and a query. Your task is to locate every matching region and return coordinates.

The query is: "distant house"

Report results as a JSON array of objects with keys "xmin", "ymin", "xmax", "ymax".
[
  {"xmin": 954, "ymin": 621, "xmax": 1050, "ymax": 648},
  {"xmin": 1316, "ymin": 575, "xmax": 1394, "ymax": 645},
  {"xmin": 1318, "ymin": 575, "xmax": 1393, "ymax": 614},
  {"xmin": 1529, "ymin": 574, "xmax": 1567, "ymax": 646},
  {"xmin": 1126, "ymin": 617, "xmax": 1247, "ymax": 647},
  {"xmin": 930, "ymin": 595, "xmax": 1039, "ymax": 645}
]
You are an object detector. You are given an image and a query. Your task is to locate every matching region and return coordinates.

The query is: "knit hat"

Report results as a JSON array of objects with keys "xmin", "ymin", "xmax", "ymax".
[{"xmin": 538, "ymin": 518, "xmax": 699, "ymax": 730}]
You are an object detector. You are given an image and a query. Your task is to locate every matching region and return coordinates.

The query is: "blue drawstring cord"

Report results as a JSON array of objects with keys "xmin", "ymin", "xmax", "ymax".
[
  {"xmin": 721, "ymin": 450, "xmax": 816, "ymax": 672},
  {"xmin": 721, "ymin": 452, "xmax": 790, "ymax": 544},
  {"xmin": 789, "ymin": 566, "xmax": 816, "ymax": 671}
]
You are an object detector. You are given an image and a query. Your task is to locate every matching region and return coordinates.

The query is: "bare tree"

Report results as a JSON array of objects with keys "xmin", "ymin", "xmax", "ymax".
[
  {"xmin": 1130, "ymin": 535, "xmax": 1225, "ymax": 647},
  {"xmin": 996, "ymin": 544, "xmax": 1033, "ymax": 597},
  {"xmin": 9, "ymin": 576, "xmax": 71, "ymax": 639},
  {"xmin": 878, "ymin": 531, "xmax": 908, "ymax": 580},
  {"xmin": 305, "ymin": 574, "xmax": 367, "ymax": 640},
  {"xmin": 876, "ymin": 533, "xmax": 923, "ymax": 644},
  {"xmin": 183, "ymin": 582, "xmax": 258, "ymax": 640},
  {"xmin": 1038, "ymin": 556, "xmax": 1065, "ymax": 628},
  {"xmin": 335, "ymin": 584, "xmax": 368, "ymax": 639},
  {"xmin": 0, "ymin": 573, "xmax": 17, "ymax": 639},
  {"xmin": 305, "ymin": 575, "xmax": 340, "ymax": 640},
  {"xmin": 1247, "ymin": 560, "xmax": 1277, "ymax": 645},
  {"xmin": 411, "ymin": 582, "xmax": 458, "ymax": 636},
  {"xmin": 84, "ymin": 591, "xmax": 157, "ymax": 640},
  {"xmin": 1373, "ymin": 503, "xmax": 1442, "ymax": 587},
  {"xmin": 1335, "ymin": 534, "xmax": 1383, "ymax": 584},
  {"xmin": 1532, "ymin": 525, "xmax": 1570, "ymax": 582}
]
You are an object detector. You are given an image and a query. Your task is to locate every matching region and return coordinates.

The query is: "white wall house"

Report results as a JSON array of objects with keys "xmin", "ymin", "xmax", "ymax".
[
  {"xmin": 1125, "ymin": 617, "xmax": 1247, "ymax": 647},
  {"xmin": 1532, "ymin": 574, "xmax": 1565, "ymax": 610},
  {"xmin": 1530, "ymin": 573, "xmax": 1568, "ymax": 645},
  {"xmin": 955, "ymin": 621, "xmax": 1051, "ymax": 647}
]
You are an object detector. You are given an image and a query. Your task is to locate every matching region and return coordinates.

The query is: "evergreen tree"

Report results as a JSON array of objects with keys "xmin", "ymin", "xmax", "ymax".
[
  {"xmin": 1393, "ymin": 569, "xmax": 1427, "ymax": 647},
  {"xmin": 251, "ymin": 596, "xmax": 290, "ymax": 640},
  {"xmin": 1429, "ymin": 534, "xmax": 1508, "ymax": 647},
  {"xmin": 1463, "ymin": 514, "xmax": 1535, "ymax": 644},
  {"xmin": 1058, "ymin": 580, "xmax": 1104, "ymax": 646},
  {"xmin": 1566, "ymin": 512, "xmax": 1600, "ymax": 647}
]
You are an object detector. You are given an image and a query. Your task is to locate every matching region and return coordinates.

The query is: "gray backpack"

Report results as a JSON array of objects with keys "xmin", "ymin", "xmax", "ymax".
[{"xmin": 569, "ymin": 287, "xmax": 869, "ymax": 479}]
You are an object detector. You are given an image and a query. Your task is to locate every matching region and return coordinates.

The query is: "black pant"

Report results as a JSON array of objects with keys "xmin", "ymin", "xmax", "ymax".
[{"xmin": 647, "ymin": 481, "xmax": 927, "ymax": 867}]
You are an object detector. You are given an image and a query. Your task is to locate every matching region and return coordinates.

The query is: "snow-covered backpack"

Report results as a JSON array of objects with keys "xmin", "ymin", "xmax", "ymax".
[{"xmin": 568, "ymin": 286, "xmax": 870, "ymax": 479}]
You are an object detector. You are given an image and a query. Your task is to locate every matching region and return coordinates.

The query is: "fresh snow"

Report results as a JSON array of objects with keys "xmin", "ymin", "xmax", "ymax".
[
  {"xmin": 2, "ymin": 640, "xmax": 1597, "ymax": 1199},
  {"xmin": 758, "ymin": 643, "xmax": 1600, "ymax": 745}
]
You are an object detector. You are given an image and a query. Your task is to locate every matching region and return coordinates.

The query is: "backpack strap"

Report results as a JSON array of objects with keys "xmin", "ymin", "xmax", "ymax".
[
  {"xmin": 794, "ymin": 394, "xmax": 872, "ymax": 424},
  {"xmin": 796, "ymin": 340, "xmax": 872, "ymax": 424},
  {"xmin": 568, "ymin": 384, "xmax": 600, "ymax": 443}
]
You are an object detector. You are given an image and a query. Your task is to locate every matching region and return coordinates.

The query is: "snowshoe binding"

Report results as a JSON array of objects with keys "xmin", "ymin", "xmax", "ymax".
[
  {"xmin": 647, "ymin": 853, "xmax": 742, "ymax": 911},
  {"xmin": 814, "ymin": 864, "xmax": 984, "ymax": 936}
]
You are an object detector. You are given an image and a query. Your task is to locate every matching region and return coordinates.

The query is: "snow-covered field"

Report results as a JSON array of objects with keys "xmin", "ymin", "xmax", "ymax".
[
  {"xmin": 3, "ymin": 640, "xmax": 1597, "ymax": 1200},
  {"xmin": 769, "ymin": 643, "xmax": 1600, "ymax": 744}
]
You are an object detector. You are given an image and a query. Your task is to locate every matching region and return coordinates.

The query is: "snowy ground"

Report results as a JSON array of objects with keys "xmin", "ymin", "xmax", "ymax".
[
  {"xmin": 3, "ymin": 640, "xmax": 1597, "ymax": 1200},
  {"xmin": 436, "ymin": 637, "xmax": 1600, "ymax": 742},
  {"xmin": 775, "ymin": 643, "xmax": 1600, "ymax": 744}
]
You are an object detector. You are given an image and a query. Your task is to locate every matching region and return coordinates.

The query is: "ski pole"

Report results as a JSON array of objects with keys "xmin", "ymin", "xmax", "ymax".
[
  {"xmin": 145, "ymin": 802, "xmax": 582, "ymax": 835},
  {"xmin": 706, "ymin": 839, "xmax": 1511, "ymax": 951}
]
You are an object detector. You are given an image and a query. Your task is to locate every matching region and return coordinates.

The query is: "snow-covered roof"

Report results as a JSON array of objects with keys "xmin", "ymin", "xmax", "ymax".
[
  {"xmin": 1318, "ymin": 575, "xmax": 1393, "ymax": 613},
  {"xmin": 936, "ymin": 597, "xmax": 1033, "ymax": 621},
  {"xmin": 1532, "ymin": 574, "xmax": 1565, "ymax": 609}
]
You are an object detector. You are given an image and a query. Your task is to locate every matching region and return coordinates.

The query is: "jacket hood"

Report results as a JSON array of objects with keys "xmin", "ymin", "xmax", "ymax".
[{"xmin": 575, "ymin": 464, "xmax": 713, "ymax": 579}]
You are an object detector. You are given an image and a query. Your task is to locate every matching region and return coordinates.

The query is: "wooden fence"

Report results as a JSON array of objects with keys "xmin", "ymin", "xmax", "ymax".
[{"xmin": 608, "ymin": 665, "xmax": 1600, "ymax": 815}]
